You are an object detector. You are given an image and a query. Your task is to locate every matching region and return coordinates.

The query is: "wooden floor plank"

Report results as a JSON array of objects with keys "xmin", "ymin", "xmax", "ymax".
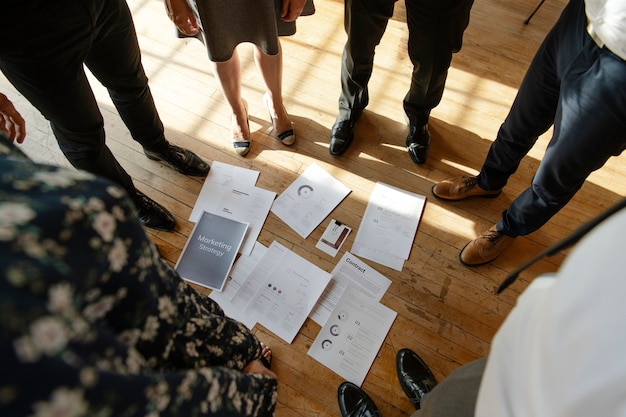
[{"xmin": 4, "ymin": 0, "xmax": 625, "ymax": 416}]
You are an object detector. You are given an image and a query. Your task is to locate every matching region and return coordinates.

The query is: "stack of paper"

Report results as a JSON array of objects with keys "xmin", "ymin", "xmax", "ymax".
[
  {"xmin": 211, "ymin": 241, "xmax": 332, "ymax": 343},
  {"xmin": 189, "ymin": 161, "xmax": 275, "ymax": 256}
]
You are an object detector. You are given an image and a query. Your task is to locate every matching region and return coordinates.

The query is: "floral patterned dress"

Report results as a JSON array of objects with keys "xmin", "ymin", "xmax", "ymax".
[{"xmin": 0, "ymin": 135, "xmax": 277, "ymax": 417}]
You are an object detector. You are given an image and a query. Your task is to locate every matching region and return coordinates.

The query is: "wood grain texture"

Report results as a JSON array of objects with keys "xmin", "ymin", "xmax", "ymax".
[{"xmin": 3, "ymin": 0, "xmax": 624, "ymax": 415}]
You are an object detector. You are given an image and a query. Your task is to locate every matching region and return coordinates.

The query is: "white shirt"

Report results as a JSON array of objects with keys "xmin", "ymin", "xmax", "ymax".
[
  {"xmin": 475, "ymin": 207, "xmax": 626, "ymax": 416},
  {"xmin": 586, "ymin": 0, "xmax": 626, "ymax": 60}
]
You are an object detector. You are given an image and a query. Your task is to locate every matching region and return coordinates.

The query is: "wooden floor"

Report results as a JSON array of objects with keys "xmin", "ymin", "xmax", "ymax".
[{"xmin": 4, "ymin": 0, "xmax": 626, "ymax": 415}]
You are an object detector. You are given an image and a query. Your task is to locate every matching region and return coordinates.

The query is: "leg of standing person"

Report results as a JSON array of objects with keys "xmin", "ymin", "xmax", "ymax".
[
  {"xmin": 404, "ymin": 0, "xmax": 474, "ymax": 164},
  {"xmin": 209, "ymin": 52, "xmax": 251, "ymax": 156},
  {"xmin": 0, "ymin": 0, "xmax": 176, "ymax": 231},
  {"xmin": 329, "ymin": 0, "xmax": 396, "ymax": 156},
  {"xmin": 254, "ymin": 42, "xmax": 296, "ymax": 146},
  {"xmin": 84, "ymin": 0, "xmax": 210, "ymax": 178},
  {"xmin": 432, "ymin": 0, "xmax": 626, "ymax": 266}
]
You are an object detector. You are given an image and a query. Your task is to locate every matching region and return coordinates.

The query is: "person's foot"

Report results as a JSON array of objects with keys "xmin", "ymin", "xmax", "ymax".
[
  {"xmin": 259, "ymin": 342, "xmax": 272, "ymax": 369},
  {"xmin": 396, "ymin": 348, "xmax": 437, "ymax": 410},
  {"xmin": 337, "ymin": 381, "xmax": 381, "ymax": 417},
  {"xmin": 329, "ymin": 119, "xmax": 356, "ymax": 156},
  {"xmin": 459, "ymin": 225, "xmax": 515, "ymax": 266},
  {"xmin": 405, "ymin": 124, "xmax": 431, "ymax": 164},
  {"xmin": 431, "ymin": 175, "xmax": 502, "ymax": 201},
  {"xmin": 132, "ymin": 190, "xmax": 176, "ymax": 231},
  {"xmin": 264, "ymin": 92, "xmax": 295, "ymax": 145},
  {"xmin": 144, "ymin": 143, "xmax": 210, "ymax": 177},
  {"xmin": 232, "ymin": 99, "xmax": 251, "ymax": 156}
]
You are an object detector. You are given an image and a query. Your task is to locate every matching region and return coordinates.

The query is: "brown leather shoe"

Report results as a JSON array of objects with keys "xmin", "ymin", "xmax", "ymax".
[
  {"xmin": 460, "ymin": 226, "xmax": 514, "ymax": 266},
  {"xmin": 432, "ymin": 175, "xmax": 501, "ymax": 201}
]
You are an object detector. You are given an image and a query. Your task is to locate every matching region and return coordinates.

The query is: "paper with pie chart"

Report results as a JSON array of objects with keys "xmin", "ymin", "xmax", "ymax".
[
  {"xmin": 271, "ymin": 163, "xmax": 351, "ymax": 238},
  {"xmin": 308, "ymin": 286, "xmax": 397, "ymax": 386}
]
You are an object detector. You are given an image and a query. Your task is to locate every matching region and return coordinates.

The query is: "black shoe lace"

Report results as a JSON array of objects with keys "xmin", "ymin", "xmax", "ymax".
[
  {"xmin": 459, "ymin": 176, "xmax": 479, "ymax": 193},
  {"xmin": 483, "ymin": 229, "xmax": 504, "ymax": 243}
]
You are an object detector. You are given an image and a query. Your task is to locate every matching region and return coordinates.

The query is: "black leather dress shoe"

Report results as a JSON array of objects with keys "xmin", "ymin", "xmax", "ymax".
[
  {"xmin": 396, "ymin": 348, "xmax": 437, "ymax": 410},
  {"xmin": 329, "ymin": 120, "xmax": 355, "ymax": 156},
  {"xmin": 132, "ymin": 190, "xmax": 176, "ymax": 231},
  {"xmin": 337, "ymin": 382, "xmax": 381, "ymax": 417},
  {"xmin": 144, "ymin": 143, "xmax": 210, "ymax": 177},
  {"xmin": 405, "ymin": 124, "xmax": 431, "ymax": 164}
]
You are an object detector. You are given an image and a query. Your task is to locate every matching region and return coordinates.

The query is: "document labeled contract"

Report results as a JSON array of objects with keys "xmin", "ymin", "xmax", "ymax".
[{"xmin": 310, "ymin": 252, "xmax": 391, "ymax": 326}]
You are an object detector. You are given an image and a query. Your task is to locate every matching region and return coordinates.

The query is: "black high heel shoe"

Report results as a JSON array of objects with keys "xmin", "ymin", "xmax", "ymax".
[{"xmin": 264, "ymin": 92, "xmax": 295, "ymax": 146}]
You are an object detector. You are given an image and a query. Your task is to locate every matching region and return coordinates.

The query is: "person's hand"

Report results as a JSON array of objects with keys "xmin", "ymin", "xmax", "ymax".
[
  {"xmin": 281, "ymin": 0, "xmax": 306, "ymax": 22},
  {"xmin": 243, "ymin": 359, "xmax": 277, "ymax": 379},
  {"xmin": 164, "ymin": 0, "xmax": 199, "ymax": 36},
  {"xmin": 0, "ymin": 93, "xmax": 26, "ymax": 143}
]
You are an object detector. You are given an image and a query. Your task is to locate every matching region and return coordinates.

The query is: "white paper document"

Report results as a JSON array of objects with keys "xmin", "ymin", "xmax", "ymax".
[
  {"xmin": 231, "ymin": 242, "xmax": 288, "ymax": 312},
  {"xmin": 189, "ymin": 161, "xmax": 260, "ymax": 222},
  {"xmin": 243, "ymin": 241, "xmax": 332, "ymax": 343},
  {"xmin": 189, "ymin": 161, "xmax": 274, "ymax": 256},
  {"xmin": 209, "ymin": 242, "xmax": 268, "ymax": 329},
  {"xmin": 308, "ymin": 286, "xmax": 397, "ymax": 386},
  {"xmin": 271, "ymin": 163, "xmax": 351, "ymax": 238},
  {"xmin": 210, "ymin": 183, "xmax": 276, "ymax": 256},
  {"xmin": 352, "ymin": 182, "xmax": 426, "ymax": 271},
  {"xmin": 310, "ymin": 252, "xmax": 391, "ymax": 326}
]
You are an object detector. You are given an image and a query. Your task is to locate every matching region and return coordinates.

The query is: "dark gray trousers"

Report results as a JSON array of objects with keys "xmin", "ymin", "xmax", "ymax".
[
  {"xmin": 477, "ymin": 0, "xmax": 626, "ymax": 236},
  {"xmin": 411, "ymin": 358, "xmax": 485, "ymax": 417},
  {"xmin": 338, "ymin": 0, "xmax": 474, "ymax": 126},
  {"xmin": 0, "ymin": 0, "xmax": 169, "ymax": 193}
]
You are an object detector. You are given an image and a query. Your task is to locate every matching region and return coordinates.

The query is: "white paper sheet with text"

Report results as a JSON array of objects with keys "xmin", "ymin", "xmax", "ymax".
[
  {"xmin": 243, "ymin": 242, "xmax": 332, "ymax": 343},
  {"xmin": 271, "ymin": 163, "xmax": 351, "ymax": 238},
  {"xmin": 229, "ymin": 242, "xmax": 288, "ymax": 316},
  {"xmin": 210, "ymin": 184, "xmax": 276, "ymax": 256},
  {"xmin": 310, "ymin": 252, "xmax": 391, "ymax": 326},
  {"xmin": 308, "ymin": 286, "xmax": 397, "ymax": 386},
  {"xmin": 189, "ymin": 161, "xmax": 259, "ymax": 223},
  {"xmin": 352, "ymin": 182, "xmax": 426, "ymax": 271},
  {"xmin": 209, "ymin": 242, "xmax": 267, "ymax": 329}
]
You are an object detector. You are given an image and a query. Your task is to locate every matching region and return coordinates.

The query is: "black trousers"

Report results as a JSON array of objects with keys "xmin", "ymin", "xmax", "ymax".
[
  {"xmin": 477, "ymin": 0, "xmax": 626, "ymax": 236},
  {"xmin": 0, "ymin": 0, "xmax": 169, "ymax": 193},
  {"xmin": 338, "ymin": 0, "xmax": 474, "ymax": 126}
]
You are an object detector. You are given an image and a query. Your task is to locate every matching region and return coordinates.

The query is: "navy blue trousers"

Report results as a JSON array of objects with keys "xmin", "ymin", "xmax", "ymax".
[
  {"xmin": 477, "ymin": 0, "xmax": 626, "ymax": 237},
  {"xmin": 338, "ymin": 0, "xmax": 474, "ymax": 126},
  {"xmin": 0, "ymin": 0, "xmax": 168, "ymax": 193}
]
